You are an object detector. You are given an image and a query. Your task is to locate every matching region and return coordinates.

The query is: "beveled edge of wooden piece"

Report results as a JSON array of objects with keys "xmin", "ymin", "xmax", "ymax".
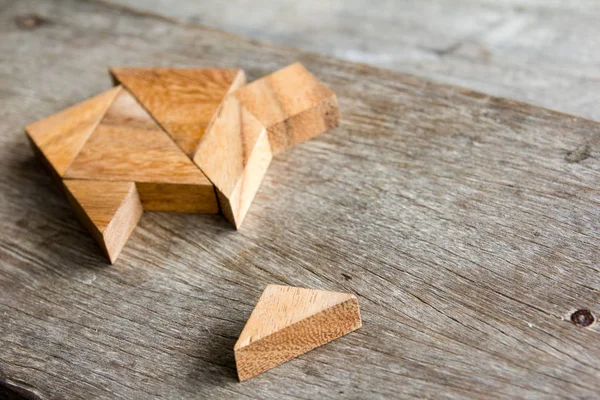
[
  {"xmin": 234, "ymin": 285, "xmax": 362, "ymax": 381},
  {"xmin": 135, "ymin": 181, "xmax": 219, "ymax": 213},
  {"xmin": 266, "ymin": 93, "xmax": 339, "ymax": 154},
  {"xmin": 234, "ymin": 284, "xmax": 360, "ymax": 349},
  {"xmin": 63, "ymin": 179, "xmax": 143, "ymax": 264}
]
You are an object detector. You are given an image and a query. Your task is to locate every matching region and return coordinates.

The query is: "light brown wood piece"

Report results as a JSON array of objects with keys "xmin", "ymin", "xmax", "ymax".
[
  {"xmin": 234, "ymin": 285, "xmax": 362, "ymax": 381},
  {"xmin": 65, "ymin": 87, "xmax": 210, "ymax": 185},
  {"xmin": 24, "ymin": 86, "xmax": 120, "ymax": 177},
  {"xmin": 135, "ymin": 182, "xmax": 218, "ymax": 213},
  {"xmin": 110, "ymin": 67, "xmax": 246, "ymax": 156},
  {"xmin": 193, "ymin": 96, "xmax": 272, "ymax": 227},
  {"xmin": 64, "ymin": 86, "xmax": 218, "ymax": 213},
  {"xmin": 63, "ymin": 180, "xmax": 143, "ymax": 264},
  {"xmin": 234, "ymin": 62, "xmax": 340, "ymax": 154}
]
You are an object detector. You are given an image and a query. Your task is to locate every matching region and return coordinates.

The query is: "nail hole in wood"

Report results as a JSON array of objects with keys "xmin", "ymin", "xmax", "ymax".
[
  {"xmin": 16, "ymin": 15, "xmax": 49, "ymax": 30},
  {"xmin": 570, "ymin": 309, "xmax": 595, "ymax": 327}
]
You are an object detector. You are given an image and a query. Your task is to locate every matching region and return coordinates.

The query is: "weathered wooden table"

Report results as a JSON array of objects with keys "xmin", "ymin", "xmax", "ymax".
[
  {"xmin": 1, "ymin": 0, "xmax": 599, "ymax": 399},
  {"xmin": 109, "ymin": 0, "xmax": 600, "ymax": 122}
]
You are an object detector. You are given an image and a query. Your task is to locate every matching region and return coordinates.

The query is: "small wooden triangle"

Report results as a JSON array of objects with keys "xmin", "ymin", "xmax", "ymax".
[
  {"xmin": 63, "ymin": 180, "xmax": 143, "ymax": 264},
  {"xmin": 110, "ymin": 67, "xmax": 246, "ymax": 157},
  {"xmin": 234, "ymin": 285, "xmax": 362, "ymax": 381},
  {"xmin": 25, "ymin": 86, "xmax": 120, "ymax": 177},
  {"xmin": 193, "ymin": 95, "xmax": 272, "ymax": 228}
]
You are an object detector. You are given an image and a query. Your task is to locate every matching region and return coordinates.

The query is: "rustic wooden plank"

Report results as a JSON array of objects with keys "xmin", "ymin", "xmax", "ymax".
[
  {"xmin": 1, "ymin": 0, "xmax": 599, "ymax": 399},
  {"xmin": 107, "ymin": 0, "xmax": 600, "ymax": 122}
]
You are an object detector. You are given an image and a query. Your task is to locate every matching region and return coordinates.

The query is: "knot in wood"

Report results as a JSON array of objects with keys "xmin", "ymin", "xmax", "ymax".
[{"xmin": 570, "ymin": 309, "xmax": 595, "ymax": 327}]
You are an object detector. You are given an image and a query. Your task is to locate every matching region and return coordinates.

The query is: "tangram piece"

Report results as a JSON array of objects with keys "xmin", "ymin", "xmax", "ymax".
[
  {"xmin": 110, "ymin": 67, "xmax": 246, "ymax": 156},
  {"xmin": 193, "ymin": 96, "xmax": 272, "ymax": 227},
  {"xmin": 234, "ymin": 62, "xmax": 340, "ymax": 154},
  {"xmin": 234, "ymin": 285, "xmax": 362, "ymax": 381},
  {"xmin": 25, "ymin": 86, "xmax": 121, "ymax": 178},
  {"xmin": 193, "ymin": 63, "xmax": 339, "ymax": 227},
  {"xmin": 63, "ymin": 180, "xmax": 143, "ymax": 263},
  {"xmin": 65, "ymin": 86, "xmax": 218, "ymax": 213}
]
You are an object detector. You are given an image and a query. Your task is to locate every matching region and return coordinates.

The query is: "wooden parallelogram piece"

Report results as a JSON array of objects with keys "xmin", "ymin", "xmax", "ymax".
[
  {"xmin": 110, "ymin": 67, "xmax": 246, "ymax": 157},
  {"xmin": 234, "ymin": 285, "xmax": 362, "ymax": 381},
  {"xmin": 64, "ymin": 86, "xmax": 218, "ymax": 214},
  {"xmin": 63, "ymin": 180, "xmax": 143, "ymax": 264},
  {"xmin": 193, "ymin": 96, "xmax": 272, "ymax": 228},
  {"xmin": 234, "ymin": 62, "xmax": 340, "ymax": 154},
  {"xmin": 24, "ymin": 86, "xmax": 121, "ymax": 179},
  {"xmin": 193, "ymin": 63, "xmax": 338, "ymax": 228}
]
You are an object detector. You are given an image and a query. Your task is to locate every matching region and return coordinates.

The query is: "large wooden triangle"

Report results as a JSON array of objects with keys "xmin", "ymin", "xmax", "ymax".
[
  {"xmin": 234, "ymin": 285, "xmax": 362, "ymax": 381},
  {"xmin": 25, "ymin": 86, "xmax": 120, "ymax": 177},
  {"xmin": 110, "ymin": 67, "xmax": 246, "ymax": 157},
  {"xmin": 64, "ymin": 180, "xmax": 142, "ymax": 264},
  {"xmin": 65, "ymin": 87, "xmax": 209, "ymax": 185}
]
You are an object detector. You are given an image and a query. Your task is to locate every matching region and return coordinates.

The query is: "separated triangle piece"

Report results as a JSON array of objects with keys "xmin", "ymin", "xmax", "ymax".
[
  {"xmin": 63, "ymin": 180, "xmax": 143, "ymax": 263},
  {"xmin": 234, "ymin": 285, "xmax": 362, "ymax": 381}
]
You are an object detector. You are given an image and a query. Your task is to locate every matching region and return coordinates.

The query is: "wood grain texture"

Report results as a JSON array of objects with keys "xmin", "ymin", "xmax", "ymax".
[
  {"xmin": 135, "ymin": 182, "xmax": 219, "ymax": 213},
  {"xmin": 193, "ymin": 95, "xmax": 272, "ymax": 227},
  {"xmin": 24, "ymin": 86, "xmax": 120, "ymax": 177},
  {"xmin": 111, "ymin": 67, "xmax": 246, "ymax": 156},
  {"xmin": 1, "ymin": 0, "xmax": 599, "ymax": 399},
  {"xmin": 65, "ymin": 87, "xmax": 211, "ymax": 186},
  {"xmin": 63, "ymin": 180, "xmax": 143, "ymax": 264},
  {"xmin": 234, "ymin": 63, "xmax": 340, "ymax": 154},
  {"xmin": 234, "ymin": 285, "xmax": 361, "ymax": 381}
]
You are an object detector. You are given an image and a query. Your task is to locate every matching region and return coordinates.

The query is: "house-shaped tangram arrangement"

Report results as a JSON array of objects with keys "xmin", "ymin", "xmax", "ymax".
[{"xmin": 26, "ymin": 63, "xmax": 340, "ymax": 263}]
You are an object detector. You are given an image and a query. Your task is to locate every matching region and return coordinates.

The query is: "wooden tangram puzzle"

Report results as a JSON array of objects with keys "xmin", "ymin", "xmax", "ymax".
[{"xmin": 25, "ymin": 63, "xmax": 340, "ymax": 263}]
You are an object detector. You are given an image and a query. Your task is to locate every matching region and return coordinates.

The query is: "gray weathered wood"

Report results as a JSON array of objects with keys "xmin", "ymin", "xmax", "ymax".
[
  {"xmin": 107, "ymin": 0, "xmax": 600, "ymax": 122},
  {"xmin": 1, "ymin": 0, "xmax": 599, "ymax": 399}
]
